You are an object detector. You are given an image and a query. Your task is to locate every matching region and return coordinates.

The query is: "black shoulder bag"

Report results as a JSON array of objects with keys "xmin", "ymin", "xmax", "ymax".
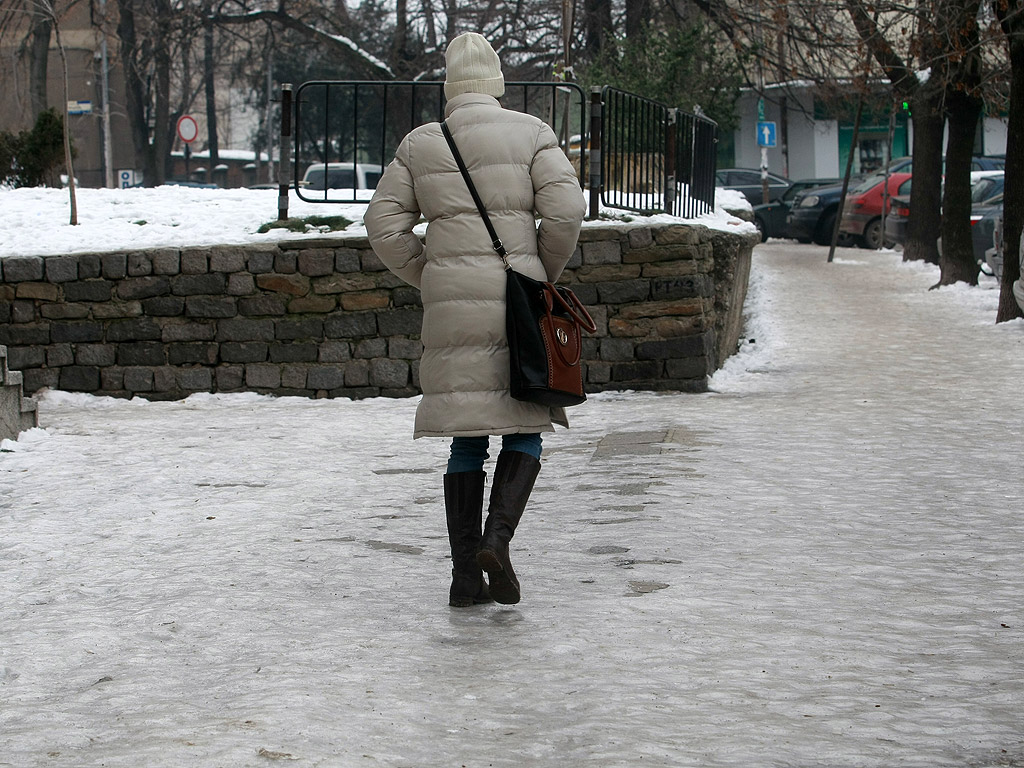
[{"xmin": 440, "ymin": 120, "xmax": 596, "ymax": 407}]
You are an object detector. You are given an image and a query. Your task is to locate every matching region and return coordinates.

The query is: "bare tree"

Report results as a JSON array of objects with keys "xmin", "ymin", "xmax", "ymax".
[{"xmin": 994, "ymin": 0, "xmax": 1024, "ymax": 321}]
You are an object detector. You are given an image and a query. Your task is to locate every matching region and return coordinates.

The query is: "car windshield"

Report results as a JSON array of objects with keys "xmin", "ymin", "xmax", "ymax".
[
  {"xmin": 971, "ymin": 177, "xmax": 1003, "ymax": 203},
  {"xmin": 851, "ymin": 174, "xmax": 885, "ymax": 194},
  {"xmin": 305, "ymin": 169, "xmax": 356, "ymax": 190}
]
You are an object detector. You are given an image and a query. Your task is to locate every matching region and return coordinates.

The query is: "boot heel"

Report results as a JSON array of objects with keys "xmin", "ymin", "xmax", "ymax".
[{"xmin": 477, "ymin": 549, "xmax": 520, "ymax": 605}]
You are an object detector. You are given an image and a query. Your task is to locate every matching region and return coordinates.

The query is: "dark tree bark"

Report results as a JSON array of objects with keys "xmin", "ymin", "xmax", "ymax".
[
  {"xmin": 903, "ymin": 81, "xmax": 945, "ymax": 264},
  {"xmin": 583, "ymin": 0, "xmax": 614, "ymax": 59},
  {"xmin": 203, "ymin": 11, "xmax": 219, "ymax": 165},
  {"xmin": 28, "ymin": 5, "xmax": 52, "ymax": 119},
  {"xmin": 116, "ymin": 0, "xmax": 151, "ymax": 177},
  {"xmin": 996, "ymin": 0, "xmax": 1024, "ymax": 322},
  {"xmin": 626, "ymin": 0, "xmax": 651, "ymax": 39}
]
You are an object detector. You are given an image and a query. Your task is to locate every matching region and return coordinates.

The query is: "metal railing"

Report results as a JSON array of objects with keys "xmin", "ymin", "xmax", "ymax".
[{"xmin": 287, "ymin": 81, "xmax": 717, "ymax": 220}]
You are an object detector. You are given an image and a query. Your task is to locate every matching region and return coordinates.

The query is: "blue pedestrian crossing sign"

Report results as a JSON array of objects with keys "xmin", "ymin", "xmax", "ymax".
[{"xmin": 757, "ymin": 121, "xmax": 777, "ymax": 147}]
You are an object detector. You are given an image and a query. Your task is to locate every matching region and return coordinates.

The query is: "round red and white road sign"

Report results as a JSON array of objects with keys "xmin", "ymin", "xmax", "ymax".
[{"xmin": 176, "ymin": 115, "xmax": 199, "ymax": 144}]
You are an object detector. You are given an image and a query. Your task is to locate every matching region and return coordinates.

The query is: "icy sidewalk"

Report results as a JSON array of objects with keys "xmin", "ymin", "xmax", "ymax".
[{"xmin": 2, "ymin": 243, "xmax": 1022, "ymax": 767}]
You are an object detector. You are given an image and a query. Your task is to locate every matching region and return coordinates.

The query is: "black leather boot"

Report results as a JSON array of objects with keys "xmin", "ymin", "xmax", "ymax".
[
  {"xmin": 444, "ymin": 470, "xmax": 492, "ymax": 607},
  {"xmin": 476, "ymin": 451, "xmax": 541, "ymax": 605}
]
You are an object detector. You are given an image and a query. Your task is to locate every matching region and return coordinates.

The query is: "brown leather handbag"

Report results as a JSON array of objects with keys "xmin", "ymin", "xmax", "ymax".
[{"xmin": 441, "ymin": 120, "xmax": 597, "ymax": 407}]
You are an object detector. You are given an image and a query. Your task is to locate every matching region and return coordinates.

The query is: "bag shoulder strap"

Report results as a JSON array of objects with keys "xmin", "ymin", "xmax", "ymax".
[{"xmin": 439, "ymin": 120, "xmax": 508, "ymax": 264}]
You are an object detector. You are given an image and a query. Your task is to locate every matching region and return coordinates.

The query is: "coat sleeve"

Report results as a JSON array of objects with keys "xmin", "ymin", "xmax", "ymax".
[
  {"xmin": 364, "ymin": 138, "xmax": 426, "ymax": 289},
  {"xmin": 530, "ymin": 123, "xmax": 587, "ymax": 283}
]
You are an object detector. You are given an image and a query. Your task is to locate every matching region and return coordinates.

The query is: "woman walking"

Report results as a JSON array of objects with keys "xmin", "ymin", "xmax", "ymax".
[{"xmin": 364, "ymin": 32, "xmax": 586, "ymax": 607}]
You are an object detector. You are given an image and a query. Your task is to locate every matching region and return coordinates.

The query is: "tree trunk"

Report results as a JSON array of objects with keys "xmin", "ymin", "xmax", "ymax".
[
  {"xmin": 204, "ymin": 15, "xmax": 219, "ymax": 165},
  {"xmin": 938, "ymin": 89, "xmax": 982, "ymax": 285},
  {"xmin": 996, "ymin": 0, "xmax": 1024, "ymax": 322},
  {"xmin": 28, "ymin": 7, "xmax": 52, "ymax": 120},
  {"xmin": 116, "ymin": 0, "xmax": 150, "ymax": 178},
  {"xmin": 625, "ymin": 0, "xmax": 650, "ymax": 39},
  {"xmin": 902, "ymin": 79, "xmax": 944, "ymax": 265},
  {"xmin": 584, "ymin": 0, "xmax": 614, "ymax": 60},
  {"xmin": 151, "ymin": 35, "xmax": 170, "ymax": 185}
]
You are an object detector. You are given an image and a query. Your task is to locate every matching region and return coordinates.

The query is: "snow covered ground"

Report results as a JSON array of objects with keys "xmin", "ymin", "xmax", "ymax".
[
  {"xmin": 3, "ymin": 240, "xmax": 1022, "ymax": 767},
  {"xmin": 0, "ymin": 185, "xmax": 754, "ymax": 259}
]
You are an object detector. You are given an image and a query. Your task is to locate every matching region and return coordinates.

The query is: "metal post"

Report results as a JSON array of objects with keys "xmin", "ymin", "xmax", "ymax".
[
  {"xmin": 589, "ymin": 87, "xmax": 602, "ymax": 220},
  {"xmin": 278, "ymin": 83, "xmax": 292, "ymax": 222},
  {"xmin": 665, "ymin": 109, "xmax": 677, "ymax": 215}
]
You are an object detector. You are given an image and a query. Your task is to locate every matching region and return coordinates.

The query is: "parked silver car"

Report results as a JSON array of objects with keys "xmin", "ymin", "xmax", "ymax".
[{"xmin": 985, "ymin": 215, "xmax": 1024, "ymax": 312}]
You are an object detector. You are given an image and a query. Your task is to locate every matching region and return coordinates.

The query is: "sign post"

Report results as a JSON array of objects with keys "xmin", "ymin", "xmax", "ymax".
[
  {"xmin": 757, "ymin": 120, "xmax": 777, "ymax": 204},
  {"xmin": 176, "ymin": 115, "xmax": 199, "ymax": 180}
]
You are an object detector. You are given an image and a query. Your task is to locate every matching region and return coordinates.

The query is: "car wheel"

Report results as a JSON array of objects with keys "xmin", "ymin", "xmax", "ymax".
[
  {"xmin": 860, "ymin": 217, "xmax": 884, "ymax": 249},
  {"xmin": 814, "ymin": 212, "xmax": 837, "ymax": 246},
  {"xmin": 754, "ymin": 216, "xmax": 767, "ymax": 242}
]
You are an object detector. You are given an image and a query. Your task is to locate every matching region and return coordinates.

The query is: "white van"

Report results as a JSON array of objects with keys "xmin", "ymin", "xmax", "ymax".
[{"xmin": 300, "ymin": 162, "xmax": 384, "ymax": 191}]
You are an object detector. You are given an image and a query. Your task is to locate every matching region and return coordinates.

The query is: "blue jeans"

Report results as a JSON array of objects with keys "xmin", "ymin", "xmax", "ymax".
[{"xmin": 446, "ymin": 434, "xmax": 543, "ymax": 474}]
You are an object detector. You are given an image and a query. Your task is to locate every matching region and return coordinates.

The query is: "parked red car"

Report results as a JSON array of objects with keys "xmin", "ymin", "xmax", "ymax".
[{"xmin": 839, "ymin": 172, "xmax": 913, "ymax": 249}]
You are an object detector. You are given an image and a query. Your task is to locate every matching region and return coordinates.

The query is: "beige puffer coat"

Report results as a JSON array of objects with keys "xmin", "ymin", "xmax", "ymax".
[{"xmin": 364, "ymin": 93, "xmax": 587, "ymax": 439}]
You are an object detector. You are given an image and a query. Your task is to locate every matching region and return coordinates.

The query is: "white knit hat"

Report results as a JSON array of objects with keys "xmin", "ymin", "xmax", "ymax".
[{"xmin": 444, "ymin": 32, "xmax": 505, "ymax": 99}]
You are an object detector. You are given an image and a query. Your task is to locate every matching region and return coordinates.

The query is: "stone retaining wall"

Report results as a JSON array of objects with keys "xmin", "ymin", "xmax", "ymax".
[{"xmin": 0, "ymin": 223, "xmax": 756, "ymax": 403}]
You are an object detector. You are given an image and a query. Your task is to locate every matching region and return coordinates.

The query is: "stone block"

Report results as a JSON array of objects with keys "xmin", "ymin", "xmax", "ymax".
[
  {"xmin": 0, "ymin": 301, "xmax": 9, "ymax": 324},
  {"xmin": 565, "ymin": 246, "xmax": 583, "ymax": 269},
  {"xmin": 344, "ymin": 359, "xmax": 369, "ymax": 386},
  {"xmin": 375, "ymin": 272, "xmax": 405, "ymax": 290},
  {"xmin": 246, "ymin": 363, "xmax": 281, "ymax": 389},
  {"xmin": 168, "ymin": 343, "xmax": 218, "ymax": 365},
  {"xmin": 388, "ymin": 338, "xmax": 422, "ymax": 359},
  {"xmin": 361, "ymin": 250, "xmax": 386, "ymax": 272},
  {"xmin": 75, "ymin": 344, "xmax": 117, "ymax": 366},
  {"xmin": 180, "ymin": 251, "xmax": 209, "ymax": 274},
  {"xmin": 635, "ymin": 334, "xmax": 710, "ymax": 360},
  {"xmin": 275, "ymin": 317, "xmax": 323, "ymax": 341},
  {"xmin": 161, "ymin": 321, "xmax": 217, "ymax": 342},
  {"xmin": 23, "ymin": 367, "xmax": 59, "ymax": 392},
  {"xmin": 653, "ymin": 225, "xmax": 701, "ymax": 245},
  {"xmin": 51, "ymin": 322, "xmax": 104, "ymax": 343},
  {"xmin": 288, "ymin": 295, "xmax": 336, "ymax": 314},
  {"xmin": 281, "ymin": 365, "xmax": 308, "ymax": 390},
  {"xmin": 216, "ymin": 318, "xmax": 275, "ymax": 342},
  {"xmin": 298, "ymin": 249, "xmax": 335, "ymax": 276},
  {"xmin": 210, "ymin": 249, "xmax": 246, "ymax": 273},
  {"xmin": 340, "ymin": 290, "xmax": 390, "ymax": 311},
  {"xmin": 274, "ymin": 252, "xmax": 297, "ymax": 274},
  {"xmin": 392, "ymin": 286, "xmax": 422, "ymax": 307},
  {"xmin": 0, "ymin": 323, "xmax": 50, "ymax": 346},
  {"xmin": 16, "ymin": 283, "xmax": 59, "ymax": 301},
  {"xmin": 318, "ymin": 340, "xmax": 351, "ymax": 362},
  {"xmin": 102, "ymin": 253, "xmax": 128, "ymax": 279},
  {"xmin": 324, "ymin": 311, "xmax": 377, "ymax": 339},
  {"xmin": 651, "ymin": 275, "xmax": 712, "ymax": 300},
  {"xmin": 117, "ymin": 342, "xmax": 167, "ymax": 367},
  {"xmin": 45, "ymin": 256, "xmax": 79, "ymax": 283},
  {"xmin": 370, "ymin": 358, "xmax": 409, "ymax": 388},
  {"xmin": 377, "ymin": 308, "xmax": 422, "ymax": 336},
  {"xmin": 172, "ymin": 273, "xmax": 227, "ymax": 296},
  {"xmin": 142, "ymin": 296, "xmax": 186, "ymax": 316},
  {"xmin": 7, "ymin": 346, "xmax": 44, "ymax": 369},
  {"xmin": 106, "ymin": 317, "xmax": 162, "ymax": 342},
  {"xmin": 566, "ymin": 282, "xmax": 598, "ymax": 305},
  {"xmin": 63, "ymin": 280, "xmax": 113, "ymax": 302},
  {"xmin": 641, "ymin": 260, "xmax": 700, "ymax": 277},
  {"xmin": 41, "ymin": 303, "xmax": 90, "ymax": 320},
  {"xmin": 185, "ymin": 296, "xmax": 237, "ymax": 319},
  {"xmin": 11, "ymin": 300, "xmax": 34, "ymax": 323},
  {"xmin": 654, "ymin": 316, "xmax": 703, "ymax": 337},
  {"xmin": 220, "ymin": 342, "xmax": 268, "ymax": 363},
  {"xmin": 101, "ymin": 366, "xmax": 125, "ymax": 391},
  {"xmin": 256, "ymin": 273, "xmax": 310, "ymax": 296},
  {"xmin": 118, "ymin": 276, "xmax": 171, "ymax": 300},
  {"xmin": 627, "ymin": 227, "xmax": 654, "ymax": 250},
  {"xmin": 127, "ymin": 252, "xmax": 153, "ymax": 276},
  {"xmin": 153, "ymin": 367, "xmax": 177, "ymax": 391},
  {"xmin": 123, "ymin": 367, "xmax": 154, "ymax": 392},
  {"xmin": 60, "ymin": 365, "xmax": 101, "ymax": 391},
  {"xmin": 247, "ymin": 251, "xmax": 275, "ymax": 274},
  {"xmin": 617, "ymin": 299, "xmax": 705, "ymax": 320},
  {"xmin": 354, "ymin": 338, "xmax": 387, "ymax": 359},
  {"xmin": 307, "ymin": 365, "xmax": 345, "ymax": 390},
  {"xmin": 586, "ymin": 361, "xmax": 611, "ymax": 384},
  {"xmin": 312, "ymin": 274, "xmax": 376, "ymax": 294},
  {"xmin": 611, "ymin": 360, "xmax": 662, "ymax": 381},
  {"xmin": 227, "ymin": 274, "xmax": 256, "ymax": 295},
  {"xmin": 269, "ymin": 342, "xmax": 318, "ymax": 363},
  {"xmin": 176, "ymin": 367, "xmax": 213, "ymax": 391},
  {"xmin": 596, "ymin": 280, "xmax": 650, "ymax": 304},
  {"xmin": 3, "ymin": 257, "xmax": 44, "ymax": 282},
  {"xmin": 582, "ymin": 240, "xmax": 621, "ymax": 265},
  {"xmin": 600, "ymin": 338, "xmax": 636, "ymax": 362},
  {"xmin": 575, "ymin": 264, "xmax": 642, "ymax": 283},
  {"xmin": 666, "ymin": 357, "xmax": 711, "ymax": 379},
  {"xmin": 215, "ymin": 365, "xmax": 245, "ymax": 391},
  {"xmin": 78, "ymin": 254, "xmax": 102, "ymax": 279},
  {"xmin": 608, "ymin": 317, "xmax": 650, "ymax": 337},
  {"xmin": 152, "ymin": 250, "xmax": 181, "ymax": 275},
  {"xmin": 92, "ymin": 301, "xmax": 142, "ymax": 319},
  {"xmin": 335, "ymin": 249, "xmax": 362, "ymax": 272},
  {"xmin": 46, "ymin": 344, "xmax": 75, "ymax": 367},
  {"xmin": 238, "ymin": 295, "xmax": 287, "ymax": 316}
]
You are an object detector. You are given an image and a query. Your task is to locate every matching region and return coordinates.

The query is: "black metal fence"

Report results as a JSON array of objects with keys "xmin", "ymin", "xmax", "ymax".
[{"xmin": 288, "ymin": 81, "xmax": 717, "ymax": 220}]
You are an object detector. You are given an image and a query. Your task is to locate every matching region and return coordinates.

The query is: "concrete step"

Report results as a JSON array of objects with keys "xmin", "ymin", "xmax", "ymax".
[{"xmin": 0, "ymin": 345, "xmax": 39, "ymax": 440}]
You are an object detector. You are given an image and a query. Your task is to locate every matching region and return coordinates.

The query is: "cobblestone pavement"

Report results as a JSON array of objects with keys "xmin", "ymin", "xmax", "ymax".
[{"xmin": 1, "ymin": 243, "xmax": 1022, "ymax": 767}]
